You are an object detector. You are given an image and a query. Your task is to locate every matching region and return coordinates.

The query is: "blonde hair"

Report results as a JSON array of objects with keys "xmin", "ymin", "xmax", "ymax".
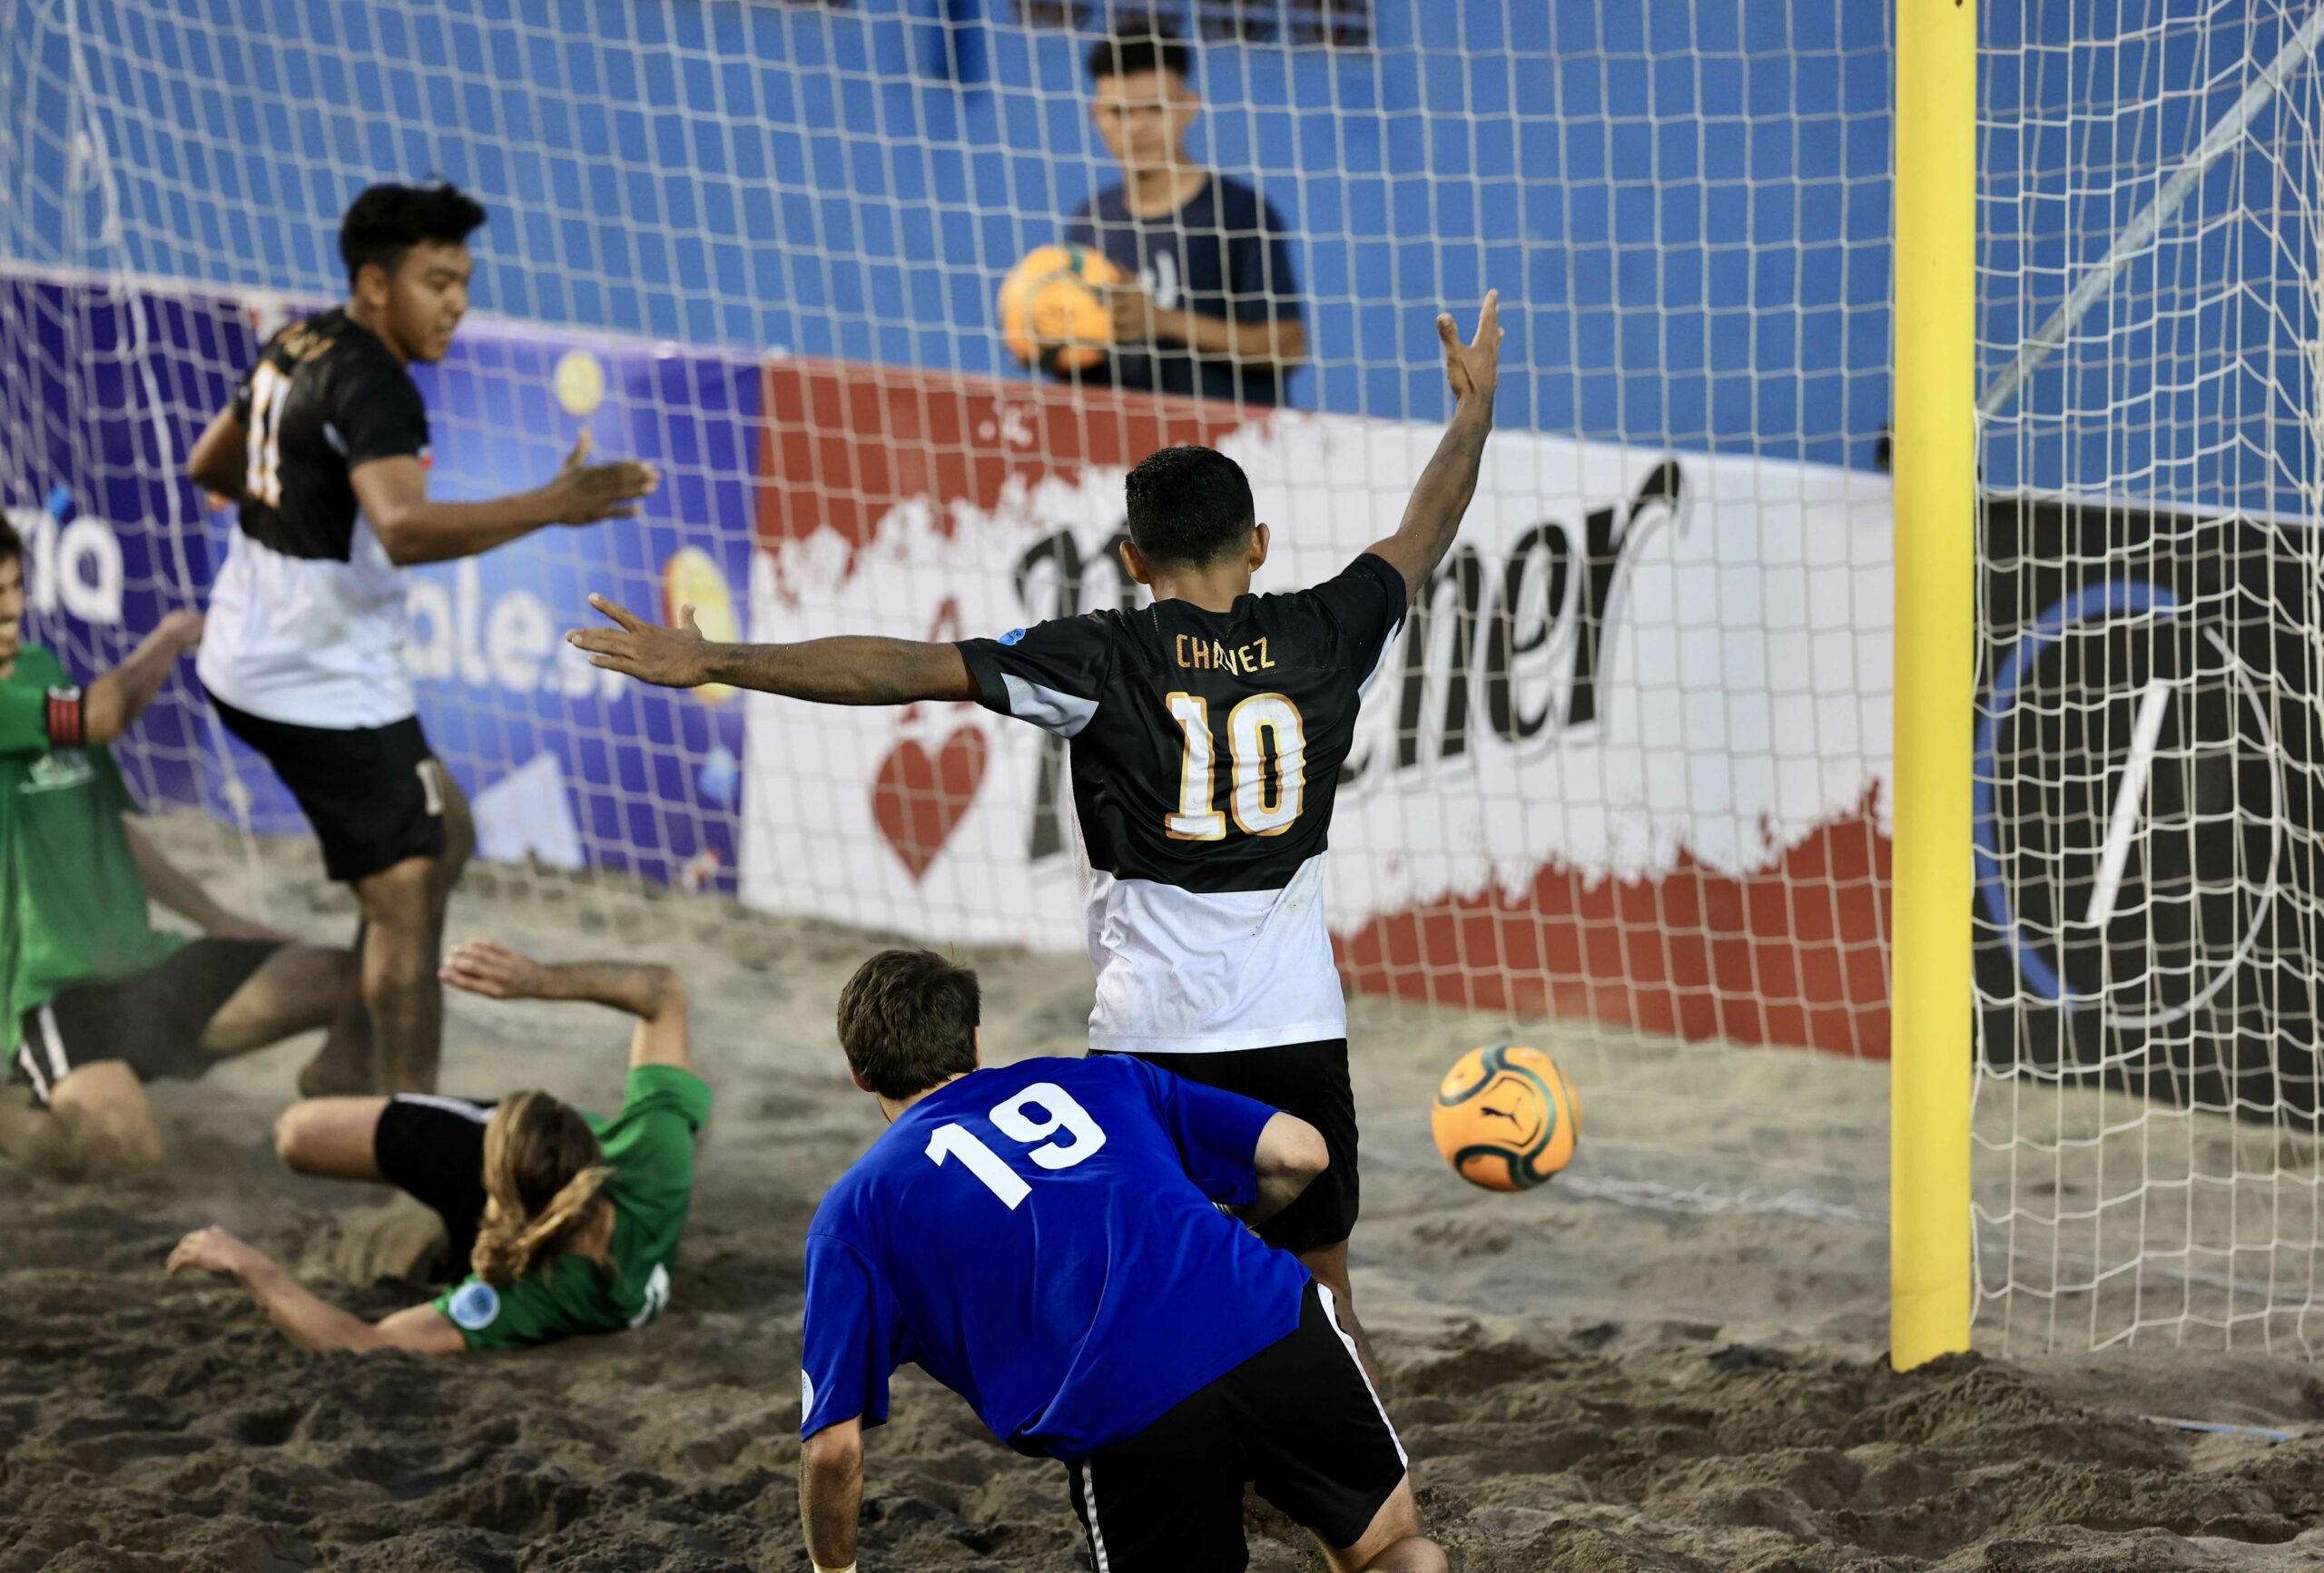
[{"xmin": 470, "ymin": 1090, "xmax": 615, "ymax": 1286}]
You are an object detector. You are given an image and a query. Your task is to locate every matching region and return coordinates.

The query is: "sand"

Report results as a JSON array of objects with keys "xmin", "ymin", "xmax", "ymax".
[{"xmin": 5, "ymin": 815, "xmax": 2323, "ymax": 1571}]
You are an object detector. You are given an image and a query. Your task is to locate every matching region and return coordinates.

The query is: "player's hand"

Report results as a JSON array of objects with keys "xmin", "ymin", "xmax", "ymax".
[
  {"xmin": 1104, "ymin": 281, "xmax": 1164, "ymax": 346},
  {"xmin": 1438, "ymin": 290, "xmax": 1502, "ymax": 408},
  {"xmin": 567, "ymin": 595, "xmax": 714, "ymax": 688},
  {"xmin": 166, "ymin": 1225, "xmax": 267, "ymax": 1283},
  {"xmin": 539, "ymin": 430, "xmax": 659, "ymax": 527},
  {"xmin": 156, "ymin": 609, "xmax": 206, "ymax": 655},
  {"xmin": 441, "ymin": 938, "xmax": 549, "ymax": 1000}
]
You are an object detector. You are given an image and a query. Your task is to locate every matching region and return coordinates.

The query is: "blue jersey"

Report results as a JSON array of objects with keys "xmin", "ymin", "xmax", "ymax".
[{"xmin": 799, "ymin": 1055, "xmax": 1309, "ymax": 1460}]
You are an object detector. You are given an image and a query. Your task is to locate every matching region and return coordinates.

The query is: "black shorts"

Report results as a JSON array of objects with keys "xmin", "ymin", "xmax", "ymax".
[
  {"xmin": 372, "ymin": 1092, "xmax": 497, "ymax": 1281},
  {"xmin": 209, "ymin": 693, "xmax": 448, "ymax": 884},
  {"xmin": 12, "ymin": 939, "xmax": 283, "ymax": 1107},
  {"xmin": 1066, "ymin": 1281, "xmax": 1408, "ymax": 1572},
  {"xmin": 1108, "ymin": 1038, "xmax": 1358, "ymax": 1255}
]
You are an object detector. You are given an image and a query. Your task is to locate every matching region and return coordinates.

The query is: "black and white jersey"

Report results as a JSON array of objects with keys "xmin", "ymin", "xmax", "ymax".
[
  {"xmin": 956, "ymin": 553, "xmax": 1407, "ymax": 1055},
  {"xmin": 195, "ymin": 309, "xmax": 430, "ymax": 730}
]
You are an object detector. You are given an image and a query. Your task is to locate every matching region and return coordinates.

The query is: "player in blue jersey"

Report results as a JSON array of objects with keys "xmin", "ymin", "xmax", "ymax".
[{"xmin": 797, "ymin": 949, "xmax": 1443, "ymax": 1573}]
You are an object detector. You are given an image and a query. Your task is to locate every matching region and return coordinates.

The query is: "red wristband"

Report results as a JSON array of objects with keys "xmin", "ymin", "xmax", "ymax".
[{"xmin": 45, "ymin": 686, "xmax": 84, "ymax": 748}]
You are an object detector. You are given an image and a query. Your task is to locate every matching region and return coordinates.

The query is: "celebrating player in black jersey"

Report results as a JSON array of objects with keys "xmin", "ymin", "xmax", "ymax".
[
  {"xmin": 574, "ymin": 293, "xmax": 1502, "ymax": 1369},
  {"xmin": 183, "ymin": 182, "xmax": 659, "ymax": 1098}
]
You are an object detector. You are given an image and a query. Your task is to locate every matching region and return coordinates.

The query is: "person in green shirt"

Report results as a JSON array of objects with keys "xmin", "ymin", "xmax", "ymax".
[
  {"xmin": 0, "ymin": 517, "xmax": 355, "ymax": 1179},
  {"xmin": 166, "ymin": 938, "xmax": 709, "ymax": 1354}
]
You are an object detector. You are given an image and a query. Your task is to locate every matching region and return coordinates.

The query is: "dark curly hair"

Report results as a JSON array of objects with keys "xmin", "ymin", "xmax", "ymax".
[
  {"xmin": 1087, "ymin": 18, "xmax": 1193, "ymax": 84},
  {"xmin": 339, "ymin": 182, "xmax": 488, "ymax": 287},
  {"xmin": 1125, "ymin": 445, "xmax": 1256, "ymax": 569}
]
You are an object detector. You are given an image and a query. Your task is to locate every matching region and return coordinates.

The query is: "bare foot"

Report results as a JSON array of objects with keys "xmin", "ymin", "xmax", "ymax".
[{"xmin": 297, "ymin": 1043, "xmax": 379, "ymax": 1099}]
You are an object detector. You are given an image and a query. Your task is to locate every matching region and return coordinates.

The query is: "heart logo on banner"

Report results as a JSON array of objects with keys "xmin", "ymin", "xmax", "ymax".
[{"xmin": 872, "ymin": 724, "xmax": 988, "ymax": 880}]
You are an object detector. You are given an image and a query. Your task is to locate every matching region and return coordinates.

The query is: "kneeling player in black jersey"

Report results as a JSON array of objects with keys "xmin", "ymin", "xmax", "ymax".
[{"xmin": 575, "ymin": 294, "xmax": 1502, "ymax": 1376}]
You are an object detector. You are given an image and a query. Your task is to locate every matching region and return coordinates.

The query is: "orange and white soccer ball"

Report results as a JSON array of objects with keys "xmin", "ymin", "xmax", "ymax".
[
  {"xmin": 997, "ymin": 243, "xmax": 1124, "ymax": 373},
  {"xmin": 1431, "ymin": 1045, "xmax": 1581, "ymax": 1193}
]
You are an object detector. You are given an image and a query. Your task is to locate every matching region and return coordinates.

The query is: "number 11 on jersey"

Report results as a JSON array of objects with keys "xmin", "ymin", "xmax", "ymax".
[{"xmin": 243, "ymin": 361, "xmax": 290, "ymax": 507}]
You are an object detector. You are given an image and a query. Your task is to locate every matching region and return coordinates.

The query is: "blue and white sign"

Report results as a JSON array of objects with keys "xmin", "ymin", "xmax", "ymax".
[{"xmin": 0, "ymin": 268, "xmax": 758, "ymax": 894}]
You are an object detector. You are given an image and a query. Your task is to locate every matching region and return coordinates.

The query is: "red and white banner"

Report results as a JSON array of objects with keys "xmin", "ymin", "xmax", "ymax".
[{"xmin": 741, "ymin": 363, "xmax": 1895, "ymax": 1056}]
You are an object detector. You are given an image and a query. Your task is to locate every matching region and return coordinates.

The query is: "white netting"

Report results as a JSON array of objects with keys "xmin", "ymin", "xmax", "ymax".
[
  {"xmin": 1, "ymin": 5, "xmax": 1899, "ymax": 1253},
  {"xmin": 1976, "ymin": 0, "xmax": 2324, "ymax": 1353}
]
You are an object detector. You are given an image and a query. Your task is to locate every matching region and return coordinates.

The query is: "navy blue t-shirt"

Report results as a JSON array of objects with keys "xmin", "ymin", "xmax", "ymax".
[
  {"xmin": 798, "ymin": 1055, "xmax": 1308, "ymax": 1460},
  {"xmin": 1065, "ymin": 172, "xmax": 1302, "ymax": 406}
]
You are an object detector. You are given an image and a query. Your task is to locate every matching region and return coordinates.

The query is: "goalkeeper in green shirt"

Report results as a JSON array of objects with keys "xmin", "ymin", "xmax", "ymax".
[
  {"xmin": 167, "ymin": 938, "xmax": 709, "ymax": 1355},
  {"xmin": 0, "ymin": 518, "xmax": 354, "ymax": 1179}
]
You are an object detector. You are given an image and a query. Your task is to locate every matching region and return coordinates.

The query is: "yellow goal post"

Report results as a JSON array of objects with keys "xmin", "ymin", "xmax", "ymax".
[{"xmin": 1890, "ymin": 0, "xmax": 1977, "ymax": 1371}]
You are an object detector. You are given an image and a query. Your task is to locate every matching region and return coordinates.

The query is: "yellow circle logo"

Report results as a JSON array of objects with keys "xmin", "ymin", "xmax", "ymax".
[
  {"xmin": 552, "ymin": 349, "xmax": 606, "ymax": 418},
  {"xmin": 664, "ymin": 546, "xmax": 738, "ymax": 704}
]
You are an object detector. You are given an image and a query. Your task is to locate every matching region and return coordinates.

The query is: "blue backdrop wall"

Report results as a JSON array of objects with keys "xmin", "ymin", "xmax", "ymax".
[
  {"xmin": 6, "ymin": 0, "xmax": 1895, "ymax": 469},
  {"xmin": 9, "ymin": 1, "xmax": 2319, "ymax": 507}
]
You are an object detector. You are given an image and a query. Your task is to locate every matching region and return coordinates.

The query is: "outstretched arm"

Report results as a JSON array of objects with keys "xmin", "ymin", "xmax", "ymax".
[
  {"xmin": 349, "ymin": 432, "xmax": 660, "ymax": 567},
  {"xmin": 122, "ymin": 819, "xmax": 294, "ymax": 942},
  {"xmin": 441, "ymin": 939, "xmax": 693, "ymax": 1072},
  {"xmin": 566, "ymin": 596, "xmax": 976, "ymax": 704},
  {"xmin": 82, "ymin": 611, "xmax": 205, "ymax": 746},
  {"xmin": 1364, "ymin": 291, "xmax": 1505, "ymax": 600},
  {"xmin": 800, "ymin": 1420, "xmax": 864, "ymax": 1573},
  {"xmin": 165, "ymin": 1226, "xmax": 465, "ymax": 1353}
]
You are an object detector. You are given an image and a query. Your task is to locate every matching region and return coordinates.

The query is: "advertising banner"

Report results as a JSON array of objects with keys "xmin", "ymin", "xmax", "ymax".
[
  {"xmin": 743, "ymin": 360, "xmax": 1898, "ymax": 1056},
  {"xmin": 16, "ymin": 269, "xmax": 2315, "ymax": 1094},
  {"xmin": 1974, "ymin": 494, "xmax": 2324, "ymax": 1116},
  {"xmin": 7, "ymin": 266, "xmax": 1916, "ymax": 1062},
  {"xmin": 0, "ymin": 270, "xmax": 753, "ymax": 893}
]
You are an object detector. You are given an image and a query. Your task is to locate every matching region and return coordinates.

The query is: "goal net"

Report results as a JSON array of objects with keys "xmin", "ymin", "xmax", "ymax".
[
  {"xmin": 9, "ymin": 5, "xmax": 1902, "ymax": 1294},
  {"xmin": 1976, "ymin": 0, "xmax": 2324, "ymax": 1353}
]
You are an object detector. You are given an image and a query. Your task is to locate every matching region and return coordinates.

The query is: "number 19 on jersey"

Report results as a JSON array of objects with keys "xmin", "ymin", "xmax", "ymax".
[{"xmin": 926, "ymin": 1082, "xmax": 1109, "ymax": 1210}]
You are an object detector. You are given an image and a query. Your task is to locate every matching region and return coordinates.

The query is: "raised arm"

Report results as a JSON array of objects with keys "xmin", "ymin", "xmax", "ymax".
[
  {"xmin": 165, "ymin": 1226, "xmax": 465, "ymax": 1353},
  {"xmin": 440, "ymin": 939, "xmax": 692, "ymax": 1071},
  {"xmin": 566, "ymin": 597, "xmax": 977, "ymax": 704},
  {"xmin": 81, "ymin": 611, "xmax": 205, "ymax": 746},
  {"xmin": 349, "ymin": 432, "xmax": 659, "ymax": 567},
  {"xmin": 800, "ymin": 1419, "xmax": 865, "ymax": 1573},
  {"xmin": 1244, "ymin": 1110, "xmax": 1330, "ymax": 1226},
  {"xmin": 1364, "ymin": 291, "xmax": 1504, "ymax": 600}
]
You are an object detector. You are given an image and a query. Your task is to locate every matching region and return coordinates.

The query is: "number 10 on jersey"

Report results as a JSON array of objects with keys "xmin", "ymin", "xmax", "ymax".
[{"xmin": 1166, "ymin": 692, "xmax": 1306, "ymax": 840}]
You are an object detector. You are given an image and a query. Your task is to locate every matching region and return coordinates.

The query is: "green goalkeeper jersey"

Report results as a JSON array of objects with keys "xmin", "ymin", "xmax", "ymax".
[
  {"xmin": 0, "ymin": 645, "xmax": 181, "ymax": 1037},
  {"xmin": 433, "ymin": 1064, "xmax": 714, "ymax": 1351}
]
